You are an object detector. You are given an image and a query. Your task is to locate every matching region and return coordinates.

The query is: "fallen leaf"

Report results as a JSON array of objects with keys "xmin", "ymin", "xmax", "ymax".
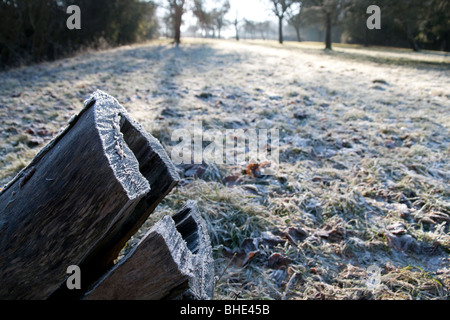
[
  {"xmin": 223, "ymin": 175, "xmax": 243, "ymax": 187},
  {"xmin": 284, "ymin": 227, "xmax": 308, "ymax": 244},
  {"xmin": 241, "ymin": 238, "xmax": 257, "ymax": 252},
  {"xmin": 244, "ymin": 161, "xmax": 274, "ymax": 177},
  {"xmin": 267, "ymin": 253, "xmax": 292, "ymax": 269},
  {"xmin": 246, "ymin": 163, "xmax": 261, "ymax": 177},
  {"xmin": 221, "ymin": 238, "xmax": 262, "ymax": 268},
  {"xmin": 260, "ymin": 231, "xmax": 285, "ymax": 247},
  {"xmin": 387, "ymin": 222, "xmax": 407, "ymax": 235},
  {"xmin": 24, "ymin": 128, "xmax": 35, "ymax": 135},
  {"xmin": 182, "ymin": 164, "xmax": 206, "ymax": 178},
  {"xmin": 243, "ymin": 251, "xmax": 259, "ymax": 266},
  {"xmin": 372, "ymin": 79, "xmax": 389, "ymax": 85},
  {"xmin": 196, "ymin": 92, "xmax": 213, "ymax": 99},
  {"xmin": 386, "ymin": 233, "xmax": 421, "ymax": 253},
  {"xmin": 315, "ymin": 222, "xmax": 344, "ymax": 243},
  {"xmin": 293, "ymin": 110, "xmax": 308, "ymax": 120}
]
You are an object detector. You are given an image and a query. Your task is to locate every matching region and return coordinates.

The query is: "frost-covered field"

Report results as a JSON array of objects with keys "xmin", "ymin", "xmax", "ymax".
[{"xmin": 1, "ymin": 39, "xmax": 449, "ymax": 299}]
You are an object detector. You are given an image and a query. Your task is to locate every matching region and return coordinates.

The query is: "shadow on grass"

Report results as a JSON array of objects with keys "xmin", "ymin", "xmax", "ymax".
[{"xmin": 243, "ymin": 40, "xmax": 450, "ymax": 70}]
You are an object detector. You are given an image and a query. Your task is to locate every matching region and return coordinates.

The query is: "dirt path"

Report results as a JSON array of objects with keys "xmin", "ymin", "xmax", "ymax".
[{"xmin": 1, "ymin": 39, "xmax": 449, "ymax": 299}]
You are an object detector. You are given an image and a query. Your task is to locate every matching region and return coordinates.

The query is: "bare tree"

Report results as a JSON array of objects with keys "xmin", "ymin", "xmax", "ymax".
[
  {"xmin": 256, "ymin": 21, "xmax": 272, "ymax": 40},
  {"xmin": 384, "ymin": 0, "xmax": 424, "ymax": 51},
  {"xmin": 233, "ymin": 11, "xmax": 240, "ymax": 41},
  {"xmin": 269, "ymin": 0, "xmax": 297, "ymax": 44},
  {"xmin": 193, "ymin": 0, "xmax": 213, "ymax": 37},
  {"xmin": 287, "ymin": 1, "xmax": 303, "ymax": 42},
  {"xmin": 233, "ymin": 16, "xmax": 239, "ymax": 41},
  {"xmin": 168, "ymin": 0, "xmax": 186, "ymax": 45},
  {"xmin": 192, "ymin": 0, "xmax": 230, "ymax": 38},
  {"xmin": 243, "ymin": 19, "xmax": 257, "ymax": 39},
  {"xmin": 303, "ymin": 0, "xmax": 346, "ymax": 49},
  {"xmin": 212, "ymin": 0, "xmax": 230, "ymax": 38}
]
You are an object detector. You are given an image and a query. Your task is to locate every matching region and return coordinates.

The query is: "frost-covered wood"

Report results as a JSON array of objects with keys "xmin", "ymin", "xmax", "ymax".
[
  {"xmin": 84, "ymin": 215, "xmax": 192, "ymax": 300},
  {"xmin": 172, "ymin": 200, "xmax": 215, "ymax": 300},
  {"xmin": 0, "ymin": 91, "xmax": 179, "ymax": 300},
  {"xmin": 84, "ymin": 201, "xmax": 214, "ymax": 300}
]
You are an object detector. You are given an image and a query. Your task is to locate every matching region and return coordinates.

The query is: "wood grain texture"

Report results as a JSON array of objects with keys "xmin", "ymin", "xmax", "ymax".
[
  {"xmin": 172, "ymin": 201, "xmax": 215, "ymax": 300},
  {"xmin": 84, "ymin": 215, "xmax": 193, "ymax": 300},
  {"xmin": 0, "ymin": 91, "xmax": 179, "ymax": 299},
  {"xmin": 84, "ymin": 201, "xmax": 214, "ymax": 300}
]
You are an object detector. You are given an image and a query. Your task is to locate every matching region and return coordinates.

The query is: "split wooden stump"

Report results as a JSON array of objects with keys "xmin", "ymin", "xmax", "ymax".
[{"xmin": 0, "ymin": 90, "xmax": 214, "ymax": 300}]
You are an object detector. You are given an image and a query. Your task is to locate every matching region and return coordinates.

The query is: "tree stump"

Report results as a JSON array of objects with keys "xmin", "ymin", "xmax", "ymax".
[{"xmin": 0, "ymin": 91, "xmax": 213, "ymax": 300}]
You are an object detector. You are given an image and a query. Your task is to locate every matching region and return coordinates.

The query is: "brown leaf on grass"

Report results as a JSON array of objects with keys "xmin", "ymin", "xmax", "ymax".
[
  {"xmin": 284, "ymin": 227, "xmax": 308, "ymax": 245},
  {"xmin": 315, "ymin": 220, "xmax": 344, "ymax": 243},
  {"xmin": 221, "ymin": 238, "xmax": 262, "ymax": 268},
  {"xmin": 36, "ymin": 128, "xmax": 52, "ymax": 136},
  {"xmin": 223, "ymin": 175, "xmax": 243, "ymax": 187},
  {"xmin": 385, "ymin": 223, "xmax": 423, "ymax": 253},
  {"xmin": 387, "ymin": 222, "xmax": 407, "ymax": 235},
  {"xmin": 270, "ymin": 227, "xmax": 308, "ymax": 247},
  {"xmin": 246, "ymin": 163, "xmax": 261, "ymax": 177},
  {"xmin": 24, "ymin": 126, "xmax": 53, "ymax": 137},
  {"xmin": 267, "ymin": 253, "xmax": 292, "ymax": 269},
  {"xmin": 182, "ymin": 164, "xmax": 206, "ymax": 178},
  {"xmin": 244, "ymin": 161, "xmax": 273, "ymax": 178},
  {"xmin": 220, "ymin": 233, "xmax": 291, "ymax": 269},
  {"xmin": 241, "ymin": 238, "xmax": 257, "ymax": 252},
  {"xmin": 386, "ymin": 233, "xmax": 421, "ymax": 253},
  {"xmin": 24, "ymin": 128, "xmax": 35, "ymax": 135},
  {"xmin": 243, "ymin": 251, "xmax": 260, "ymax": 266},
  {"xmin": 260, "ymin": 231, "xmax": 285, "ymax": 247},
  {"xmin": 222, "ymin": 246, "xmax": 253, "ymax": 268}
]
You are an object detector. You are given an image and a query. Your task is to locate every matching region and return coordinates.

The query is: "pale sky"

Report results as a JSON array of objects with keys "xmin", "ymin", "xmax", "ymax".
[
  {"xmin": 223, "ymin": 0, "xmax": 277, "ymax": 37},
  {"xmin": 156, "ymin": 0, "xmax": 278, "ymax": 37},
  {"xmin": 226, "ymin": 0, "xmax": 275, "ymax": 22}
]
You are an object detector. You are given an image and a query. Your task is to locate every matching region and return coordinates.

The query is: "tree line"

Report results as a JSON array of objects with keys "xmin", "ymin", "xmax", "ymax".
[
  {"xmin": 0, "ymin": 0, "xmax": 158, "ymax": 68},
  {"xmin": 165, "ymin": 0, "xmax": 449, "ymax": 51},
  {"xmin": 1, "ymin": 0, "xmax": 448, "ymax": 68}
]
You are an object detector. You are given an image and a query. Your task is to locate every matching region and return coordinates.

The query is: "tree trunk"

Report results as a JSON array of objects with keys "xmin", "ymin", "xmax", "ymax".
[
  {"xmin": 278, "ymin": 16, "xmax": 284, "ymax": 44},
  {"xmin": 404, "ymin": 21, "xmax": 419, "ymax": 52},
  {"xmin": 364, "ymin": 27, "xmax": 369, "ymax": 47},
  {"xmin": 174, "ymin": 20, "xmax": 181, "ymax": 45},
  {"xmin": 295, "ymin": 26, "xmax": 301, "ymax": 42},
  {"xmin": 325, "ymin": 12, "xmax": 332, "ymax": 50},
  {"xmin": 174, "ymin": 9, "xmax": 183, "ymax": 46},
  {"xmin": 0, "ymin": 90, "xmax": 180, "ymax": 300}
]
